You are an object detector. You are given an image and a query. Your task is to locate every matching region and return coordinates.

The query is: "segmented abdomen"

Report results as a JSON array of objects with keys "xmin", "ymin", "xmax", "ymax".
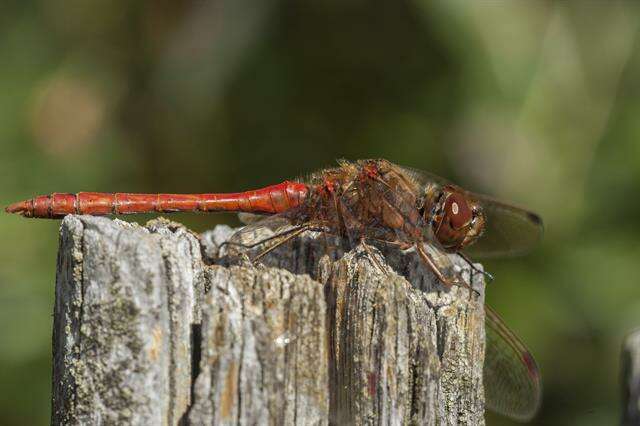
[{"xmin": 5, "ymin": 181, "xmax": 309, "ymax": 219}]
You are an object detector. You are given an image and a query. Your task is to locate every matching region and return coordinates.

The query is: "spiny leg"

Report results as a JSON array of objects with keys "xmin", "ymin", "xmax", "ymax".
[
  {"xmin": 339, "ymin": 203, "xmax": 388, "ymax": 274},
  {"xmin": 365, "ymin": 237, "xmax": 413, "ymax": 251},
  {"xmin": 416, "ymin": 244, "xmax": 457, "ymax": 286},
  {"xmin": 459, "ymin": 252, "xmax": 494, "ymax": 283},
  {"xmin": 320, "ymin": 228, "xmax": 341, "ymax": 261},
  {"xmin": 335, "ymin": 203, "xmax": 387, "ymax": 274},
  {"xmin": 359, "ymin": 238, "xmax": 388, "ymax": 275},
  {"xmin": 253, "ymin": 225, "xmax": 325, "ymax": 262},
  {"xmin": 221, "ymin": 225, "xmax": 308, "ymax": 250},
  {"xmin": 416, "ymin": 244, "xmax": 479, "ymax": 296}
]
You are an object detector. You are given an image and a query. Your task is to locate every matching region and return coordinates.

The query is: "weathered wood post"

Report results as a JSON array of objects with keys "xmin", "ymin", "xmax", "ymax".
[
  {"xmin": 622, "ymin": 329, "xmax": 640, "ymax": 425},
  {"xmin": 52, "ymin": 215, "xmax": 486, "ymax": 425}
]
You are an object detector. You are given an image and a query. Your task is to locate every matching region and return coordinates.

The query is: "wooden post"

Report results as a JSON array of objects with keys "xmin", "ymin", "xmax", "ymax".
[
  {"xmin": 52, "ymin": 215, "xmax": 486, "ymax": 425},
  {"xmin": 622, "ymin": 329, "xmax": 640, "ymax": 425}
]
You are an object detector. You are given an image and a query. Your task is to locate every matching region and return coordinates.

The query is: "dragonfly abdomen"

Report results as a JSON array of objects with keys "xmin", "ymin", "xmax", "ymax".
[{"xmin": 5, "ymin": 181, "xmax": 310, "ymax": 218}]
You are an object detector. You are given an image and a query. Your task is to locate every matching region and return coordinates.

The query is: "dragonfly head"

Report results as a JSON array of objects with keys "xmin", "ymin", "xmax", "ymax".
[{"xmin": 423, "ymin": 185, "xmax": 486, "ymax": 251}]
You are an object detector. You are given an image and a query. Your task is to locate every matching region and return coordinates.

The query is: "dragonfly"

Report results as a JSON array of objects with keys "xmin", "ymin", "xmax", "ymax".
[{"xmin": 6, "ymin": 158, "xmax": 542, "ymax": 421}]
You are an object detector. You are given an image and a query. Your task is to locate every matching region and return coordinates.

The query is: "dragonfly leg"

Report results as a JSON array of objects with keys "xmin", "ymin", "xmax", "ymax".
[
  {"xmin": 221, "ymin": 225, "xmax": 307, "ymax": 250},
  {"xmin": 365, "ymin": 237, "xmax": 413, "ymax": 251},
  {"xmin": 416, "ymin": 244, "xmax": 479, "ymax": 296},
  {"xmin": 458, "ymin": 252, "xmax": 494, "ymax": 283},
  {"xmin": 252, "ymin": 224, "xmax": 325, "ymax": 262},
  {"xmin": 320, "ymin": 228, "xmax": 342, "ymax": 260},
  {"xmin": 359, "ymin": 238, "xmax": 389, "ymax": 275}
]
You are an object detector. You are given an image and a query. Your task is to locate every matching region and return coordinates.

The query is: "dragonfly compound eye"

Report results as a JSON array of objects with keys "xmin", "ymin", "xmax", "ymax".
[{"xmin": 445, "ymin": 193, "xmax": 472, "ymax": 230}]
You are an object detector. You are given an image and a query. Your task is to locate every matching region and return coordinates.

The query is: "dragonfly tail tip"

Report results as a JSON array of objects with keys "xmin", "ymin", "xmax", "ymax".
[{"xmin": 5, "ymin": 200, "xmax": 28, "ymax": 216}]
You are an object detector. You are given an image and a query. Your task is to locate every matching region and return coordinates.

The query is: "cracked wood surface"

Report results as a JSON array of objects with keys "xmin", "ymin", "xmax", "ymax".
[{"xmin": 53, "ymin": 215, "xmax": 486, "ymax": 425}]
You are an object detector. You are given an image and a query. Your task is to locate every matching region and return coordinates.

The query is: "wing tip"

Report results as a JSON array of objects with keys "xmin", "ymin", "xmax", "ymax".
[
  {"xmin": 527, "ymin": 211, "xmax": 544, "ymax": 228},
  {"xmin": 522, "ymin": 351, "xmax": 540, "ymax": 380}
]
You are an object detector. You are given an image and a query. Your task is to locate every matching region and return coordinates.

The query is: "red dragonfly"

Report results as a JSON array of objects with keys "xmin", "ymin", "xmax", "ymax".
[{"xmin": 6, "ymin": 158, "xmax": 542, "ymax": 421}]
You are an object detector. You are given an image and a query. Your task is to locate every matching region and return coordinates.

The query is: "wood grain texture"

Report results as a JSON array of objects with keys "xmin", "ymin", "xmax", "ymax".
[
  {"xmin": 53, "ymin": 216, "xmax": 486, "ymax": 425},
  {"xmin": 52, "ymin": 216, "xmax": 203, "ymax": 425}
]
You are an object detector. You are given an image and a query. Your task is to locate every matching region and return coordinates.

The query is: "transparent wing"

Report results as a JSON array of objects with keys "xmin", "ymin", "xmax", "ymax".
[
  {"xmin": 226, "ymin": 213, "xmax": 304, "ymax": 257},
  {"xmin": 484, "ymin": 305, "xmax": 542, "ymax": 421},
  {"xmin": 393, "ymin": 165, "xmax": 448, "ymax": 188},
  {"xmin": 464, "ymin": 195, "xmax": 543, "ymax": 258},
  {"xmin": 395, "ymin": 164, "xmax": 543, "ymax": 258},
  {"xmin": 237, "ymin": 212, "xmax": 267, "ymax": 225}
]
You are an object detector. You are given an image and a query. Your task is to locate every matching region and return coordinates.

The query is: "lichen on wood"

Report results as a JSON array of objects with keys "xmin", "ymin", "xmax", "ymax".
[{"xmin": 53, "ymin": 215, "xmax": 486, "ymax": 425}]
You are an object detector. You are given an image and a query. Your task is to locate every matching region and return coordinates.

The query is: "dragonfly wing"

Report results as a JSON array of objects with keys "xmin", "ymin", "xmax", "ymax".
[
  {"xmin": 484, "ymin": 305, "xmax": 542, "ymax": 421},
  {"xmin": 393, "ymin": 164, "xmax": 451, "ymax": 187},
  {"xmin": 237, "ymin": 212, "xmax": 267, "ymax": 225},
  {"xmin": 227, "ymin": 213, "xmax": 302, "ymax": 254},
  {"xmin": 394, "ymin": 164, "xmax": 543, "ymax": 258},
  {"xmin": 464, "ymin": 194, "xmax": 543, "ymax": 258}
]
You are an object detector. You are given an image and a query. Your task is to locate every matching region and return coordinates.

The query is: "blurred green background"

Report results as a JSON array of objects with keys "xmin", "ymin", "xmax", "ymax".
[{"xmin": 1, "ymin": 1, "xmax": 639, "ymax": 424}]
